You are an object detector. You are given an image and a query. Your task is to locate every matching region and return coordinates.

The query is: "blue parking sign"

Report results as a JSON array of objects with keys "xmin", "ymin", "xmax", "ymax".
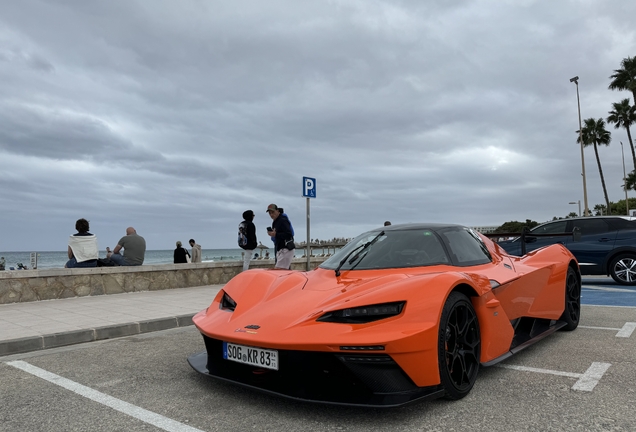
[{"xmin": 303, "ymin": 177, "xmax": 316, "ymax": 198}]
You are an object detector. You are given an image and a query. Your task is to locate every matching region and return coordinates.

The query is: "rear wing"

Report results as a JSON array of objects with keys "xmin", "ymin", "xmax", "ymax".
[{"xmin": 484, "ymin": 227, "xmax": 581, "ymax": 256}]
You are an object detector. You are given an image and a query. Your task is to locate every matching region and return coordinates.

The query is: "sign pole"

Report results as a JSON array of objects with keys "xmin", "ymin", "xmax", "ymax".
[
  {"xmin": 302, "ymin": 176, "xmax": 316, "ymax": 271},
  {"xmin": 306, "ymin": 197, "xmax": 310, "ymax": 271}
]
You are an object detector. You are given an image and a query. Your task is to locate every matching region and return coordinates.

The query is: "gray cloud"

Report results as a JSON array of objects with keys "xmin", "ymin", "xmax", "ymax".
[{"xmin": 0, "ymin": 0, "xmax": 635, "ymax": 252}]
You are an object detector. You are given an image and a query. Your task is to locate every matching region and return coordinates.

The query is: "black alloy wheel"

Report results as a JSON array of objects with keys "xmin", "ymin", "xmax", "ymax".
[
  {"xmin": 559, "ymin": 267, "xmax": 581, "ymax": 331},
  {"xmin": 438, "ymin": 292, "xmax": 481, "ymax": 400},
  {"xmin": 609, "ymin": 253, "xmax": 636, "ymax": 286}
]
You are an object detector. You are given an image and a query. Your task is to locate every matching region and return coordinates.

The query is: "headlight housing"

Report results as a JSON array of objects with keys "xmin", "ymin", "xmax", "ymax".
[
  {"xmin": 219, "ymin": 291, "xmax": 237, "ymax": 311},
  {"xmin": 317, "ymin": 301, "xmax": 405, "ymax": 324}
]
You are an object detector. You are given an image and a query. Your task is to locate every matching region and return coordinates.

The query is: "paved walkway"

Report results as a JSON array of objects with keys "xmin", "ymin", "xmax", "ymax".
[{"xmin": 0, "ymin": 285, "xmax": 224, "ymax": 357}]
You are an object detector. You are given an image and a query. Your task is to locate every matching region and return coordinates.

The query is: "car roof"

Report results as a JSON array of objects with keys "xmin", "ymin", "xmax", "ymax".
[
  {"xmin": 538, "ymin": 216, "xmax": 636, "ymax": 225},
  {"xmin": 573, "ymin": 216, "xmax": 635, "ymax": 220},
  {"xmin": 370, "ymin": 223, "xmax": 465, "ymax": 232}
]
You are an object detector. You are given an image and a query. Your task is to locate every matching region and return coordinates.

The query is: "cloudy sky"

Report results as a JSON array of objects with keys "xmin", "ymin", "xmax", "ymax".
[{"xmin": 1, "ymin": 0, "xmax": 635, "ymax": 252}]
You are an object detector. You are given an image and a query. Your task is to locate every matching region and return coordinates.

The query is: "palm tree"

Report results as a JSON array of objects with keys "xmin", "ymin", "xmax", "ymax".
[
  {"xmin": 607, "ymin": 98, "xmax": 636, "ymax": 170},
  {"xmin": 609, "ymin": 56, "xmax": 636, "ymax": 104},
  {"xmin": 626, "ymin": 170, "xmax": 636, "ymax": 191},
  {"xmin": 593, "ymin": 204, "xmax": 608, "ymax": 216},
  {"xmin": 578, "ymin": 118, "xmax": 612, "ymax": 213}
]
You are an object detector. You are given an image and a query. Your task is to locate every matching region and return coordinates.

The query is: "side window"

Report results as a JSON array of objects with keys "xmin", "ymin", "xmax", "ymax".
[
  {"xmin": 608, "ymin": 218, "xmax": 636, "ymax": 230},
  {"xmin": 572, "ymin": 219, "xmax": 609, "ymax": 236},
  {"xmin": 532, "ymin": 221, "xmax": 568, "ymax": 235},
  {"xmin": 440, "ymin": 228, "xmax": 492, "ymax": 266}
]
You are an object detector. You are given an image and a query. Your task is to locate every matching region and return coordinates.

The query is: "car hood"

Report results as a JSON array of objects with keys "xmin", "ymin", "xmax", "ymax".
[{"xmin": 193, "ymin": 267, "xmax": 465, "ymax": 346}]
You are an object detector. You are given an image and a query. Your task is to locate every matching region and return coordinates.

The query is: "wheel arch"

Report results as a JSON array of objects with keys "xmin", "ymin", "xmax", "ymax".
[{"xmin": 451, "ymin": 283, "xmax": 480, "ymax": 300}]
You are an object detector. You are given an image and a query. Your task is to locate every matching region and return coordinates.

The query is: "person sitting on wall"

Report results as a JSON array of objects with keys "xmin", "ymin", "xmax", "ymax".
[
  {"xmin": 110, "ymin": 227, "xmax": 146, "ymax": 266},
  {"xmin": 65, "ymin": 218, "xmax": 99, "ymax": 268},
  {"xmin": 189, "ymin": 239, "xmax": 202, "ymax": 263},
  {"xmin": 174, "ymin": 241, "xmax": 191, "ymax": 264}
]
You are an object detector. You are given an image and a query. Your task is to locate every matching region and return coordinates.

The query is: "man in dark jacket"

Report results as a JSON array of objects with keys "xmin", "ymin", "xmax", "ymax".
[
  {"xmin": 240, "ymin": 210, "xmax": 258, "ymax": 271},
  {"xmin": 266, "ymin": 203, "xmax": 295, "ymax": 269}
]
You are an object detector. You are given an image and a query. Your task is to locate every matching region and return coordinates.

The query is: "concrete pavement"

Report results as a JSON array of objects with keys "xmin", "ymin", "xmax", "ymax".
[{"xmin": 0, "ymin": 285, "xmax": 223, "ymax": 357}]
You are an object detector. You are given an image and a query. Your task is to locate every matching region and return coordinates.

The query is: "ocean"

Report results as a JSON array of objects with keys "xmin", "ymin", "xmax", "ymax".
[{"xmin": 0, "ymin": 247, "xmax": 325, "ymax": 270}]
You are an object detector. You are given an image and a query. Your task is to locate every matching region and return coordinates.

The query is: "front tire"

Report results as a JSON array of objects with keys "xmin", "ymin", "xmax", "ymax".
[
  {"xmin": 609, "ymin": 253, "xmax": 636, "ymax": 285},
  {"xmin": 438, "ymin": 292, "xmax": 481, "ymax": 400},
  {"xmin": 559, "ymin": 267, "xmax": 581, "ymax": 331}
]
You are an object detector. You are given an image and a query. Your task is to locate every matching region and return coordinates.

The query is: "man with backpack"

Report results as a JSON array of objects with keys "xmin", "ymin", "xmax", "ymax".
[{"xmin": 238, "ymin": 210, "xmax": 258, "ymax": 271}]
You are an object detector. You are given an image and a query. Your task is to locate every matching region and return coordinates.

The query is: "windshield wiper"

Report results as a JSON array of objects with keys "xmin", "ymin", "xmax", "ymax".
[{"xmin": 335, "ymin": 231, "xmax": 384, "ymax": 277}]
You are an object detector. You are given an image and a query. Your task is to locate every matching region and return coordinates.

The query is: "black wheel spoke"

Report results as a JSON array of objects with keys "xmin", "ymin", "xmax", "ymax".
[
  {"xmin": 565, "ymin": 272, "xmax": 580, "ymax": 322},
  {"xmin": 559, "ymin": 267, "xmax": 581, "ymax": 331},
  {"xmin": 443, "ymin": 300, "xmax": 480, "ymax": 391}
]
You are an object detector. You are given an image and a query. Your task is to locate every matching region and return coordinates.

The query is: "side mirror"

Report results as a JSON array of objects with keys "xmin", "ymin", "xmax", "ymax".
[{"xmin": 572, "ymin": 227, "xmax": 582, "ymax": 242}]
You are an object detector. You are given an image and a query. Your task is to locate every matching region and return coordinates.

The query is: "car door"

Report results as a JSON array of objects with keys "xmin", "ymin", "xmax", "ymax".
[{"xmin": 565, "ymin": 218, "xmax": 616, "ymax": 275}]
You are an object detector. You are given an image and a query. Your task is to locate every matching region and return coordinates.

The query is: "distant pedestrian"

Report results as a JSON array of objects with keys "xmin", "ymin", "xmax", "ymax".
[
  {"xmin": 65, "ymin": 218, "xmax": 98, "ymax": 268},
  {"xmin": 269, "ymin": 207, "xmax": 295, "ymax": 264},
  {"xmin": 110, "ymin": 227, "xmax": 146, "ymax": 266},
  {"xmin": 384, "ymin": 221, "xmax": 392, "ymax": 226},
  {"xmin": 174, "ymin": 241, "xmax": 191, "ymax": 264},
  {"xmin": 189, "ymin": 239, "xmax": 202, "ymax": 263},
  {"xmin": 239, "ymin": 210, "xmax": 258, "ymax": 271},
  {"xmin": 266, "ymin": 204, "xmax": 295, "ymax": 269},
  {"xmin": 105, "ymin": 247, "xmax": 112, "ymax": 258},
  {"xmin": 0, "ymin": 256, "xmax": 5, "ymax": 271}
]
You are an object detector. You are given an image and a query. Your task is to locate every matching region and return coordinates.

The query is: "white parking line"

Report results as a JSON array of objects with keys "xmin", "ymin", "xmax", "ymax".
[
  {"xmin": 616, "ymin": 322, "xmax": 636, "ymax": 338},
  {"xmin": 582, "ymin": 286, "xmax": 636, "ymax": 293},
  {"xmin": 579, "ymin": 322, "xmax": 636, "ymax": 338},
  {"xmin": 498, "ymin": 364, "xmax": 581, "ymax": 378},
  {"xmin": 6, "ymin": 361, "xmax": 204, "ymax": 432},
  {"xmin": 498, "ymin": 362, "xmax": 611, "ymax": 392},
  {"xmin": 572, "ymin": 362, "xmax": 612, "ymax": 391}
]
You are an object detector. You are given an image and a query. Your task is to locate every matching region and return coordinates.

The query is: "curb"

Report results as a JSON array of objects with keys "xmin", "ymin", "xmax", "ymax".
[{"xmin": 0, "ymin": 314, "xmax": 196, "ymax": 357}]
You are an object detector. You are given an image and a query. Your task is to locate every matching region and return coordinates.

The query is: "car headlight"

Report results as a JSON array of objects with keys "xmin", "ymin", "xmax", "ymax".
[
  {"xmin": 317, "ymin": 301, "xmax": 405, "ymax": 324},
  {"xmin": 219, "ymin": 291, "xmax": 237, "ymax": 311}
]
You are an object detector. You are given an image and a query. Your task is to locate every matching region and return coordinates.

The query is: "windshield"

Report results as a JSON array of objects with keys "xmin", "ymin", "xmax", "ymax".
[{"xmin": 320, "ymin": 229, "xmax": 450, "ymax": 271}]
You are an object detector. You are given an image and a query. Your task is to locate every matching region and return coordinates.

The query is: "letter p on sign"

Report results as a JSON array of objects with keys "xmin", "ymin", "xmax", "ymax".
[{"xmin": 303, "ymin": 177, "xmax": 316, "ymax": 198}]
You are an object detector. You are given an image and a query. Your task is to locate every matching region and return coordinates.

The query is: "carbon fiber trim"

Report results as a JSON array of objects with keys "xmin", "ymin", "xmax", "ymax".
[{"xmin": 189, "ymin": 335, "xmax": 444, "ymax": 407}]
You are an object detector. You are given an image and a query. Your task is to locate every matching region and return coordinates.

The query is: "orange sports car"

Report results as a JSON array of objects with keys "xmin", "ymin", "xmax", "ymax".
[{"xmin": 188, "ymin": 223, "xmax": 581, "ymax": 407}]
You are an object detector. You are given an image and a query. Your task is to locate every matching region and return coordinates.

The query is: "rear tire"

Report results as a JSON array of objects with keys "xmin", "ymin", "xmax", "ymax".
[
  {"xmin": 559, "ymin": 267, "xmax": 580, "ymax": 331},
  {"xmin": 438, "ymin": 292, "xmax": 481, "ymax": 400},
  {"xmin": 609, "ymin": 253, "xmax": 636, "ymax": 286}
]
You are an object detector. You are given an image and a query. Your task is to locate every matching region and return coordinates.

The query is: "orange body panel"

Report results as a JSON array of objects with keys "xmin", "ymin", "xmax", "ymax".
[{"xmin": 193, "ymin": 235, "xmax": 577, "ymax": 388}]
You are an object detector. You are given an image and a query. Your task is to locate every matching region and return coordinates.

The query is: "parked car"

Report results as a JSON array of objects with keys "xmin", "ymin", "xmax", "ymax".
[
  {"xmin": 188, "ymin": 223, "xmax": 580, "ymax": 406},
  {"xmin": 497, "ymin": 216, "xmax": 636, "ymax": 285}
]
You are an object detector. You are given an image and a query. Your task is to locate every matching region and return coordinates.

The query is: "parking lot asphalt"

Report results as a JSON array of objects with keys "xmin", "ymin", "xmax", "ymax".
[
  {"xmin": 0, "ymin": 277, "xmax": 633, "ymax": 357},
  {"xmin": 1, "ymin": 303, "xmax": 634, "ymax": 431}
]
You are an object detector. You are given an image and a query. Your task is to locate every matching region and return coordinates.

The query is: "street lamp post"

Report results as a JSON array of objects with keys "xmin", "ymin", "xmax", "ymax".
[
  {"xmin": 569, "ymin": 200, "xmax": 581, "ymax": 217},
  {"xmin": 622, "ymin": 142, "xmax": 630, "ymax": 216},
  {"xmin": 570, "ymin": 76, "xmax": 590, "ymax": 216}
]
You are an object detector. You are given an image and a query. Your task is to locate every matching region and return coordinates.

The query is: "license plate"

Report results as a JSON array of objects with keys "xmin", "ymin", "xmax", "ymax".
[{"xmin": 223, "ymin": 342, "xmax": 279, "ymax": 370}]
